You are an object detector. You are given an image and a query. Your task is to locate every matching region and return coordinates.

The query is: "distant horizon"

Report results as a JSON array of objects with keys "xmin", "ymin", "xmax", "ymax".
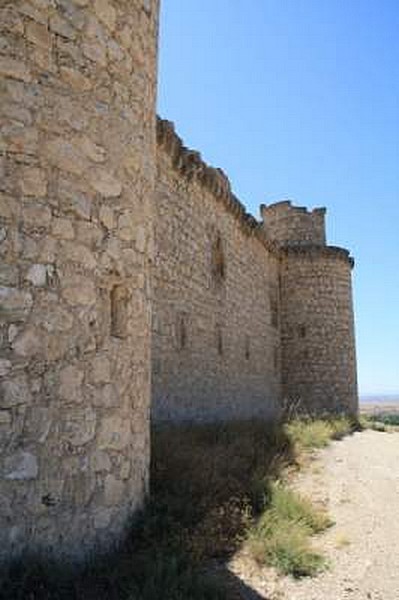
[{"xmin": 360, "ymin": 393, "xmax": 399, "ymax": 402}]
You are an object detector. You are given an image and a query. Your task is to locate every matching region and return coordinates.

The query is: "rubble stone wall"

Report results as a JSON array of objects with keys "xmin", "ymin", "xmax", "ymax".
[
  {"xmin": 0, "ymin": 0, "xmax": 159, "ymax": 560},
  {"xmin": 280, "ymin": 246, "xmax": 358, "ymax": 416},
  {"xmin": 152, "ymin": 121, "xmax": 282, "ymax": 423},
  {"xmin": 0, "ymin": 0, "xmax": 358, "ymax": 564}
]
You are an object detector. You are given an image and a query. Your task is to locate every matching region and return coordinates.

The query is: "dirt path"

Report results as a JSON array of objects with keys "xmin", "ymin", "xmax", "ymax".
[{"xmin": 228, "ymin": 430, "xmax": 399, "ymax": 600}]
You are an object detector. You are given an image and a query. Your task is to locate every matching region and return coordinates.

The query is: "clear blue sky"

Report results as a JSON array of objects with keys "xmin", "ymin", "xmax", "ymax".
[{"xmin": 157, "ymin": 0, "xmax": 399, "ymax": 396}]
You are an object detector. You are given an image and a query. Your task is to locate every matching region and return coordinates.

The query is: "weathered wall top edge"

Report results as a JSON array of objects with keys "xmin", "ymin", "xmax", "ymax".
[
  {"xmin": 261, "ymin": 200, "xmax": 327, "ymax": 216},
  {"xmin": 281, "ymin": 244, "xmax": 355, "ymax": 268},
  {"xmin": 156, "ymin": 116, "xmax": 280, "ymax": 257}
]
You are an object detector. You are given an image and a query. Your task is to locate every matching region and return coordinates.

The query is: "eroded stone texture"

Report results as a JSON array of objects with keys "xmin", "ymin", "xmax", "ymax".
[
  {"xmin": 0, "ymin": 0, "xmax": 357, "ymax": 567},
  {"xmin": 0, "ymin": 0, "xmax": 159, "ymax": 562},
  {"xmin": 4, "ymin": 451, "xmax": 38, "ymax": 481},
  {"xmin": 279, "ymin": 246, "xmax": 358, "ymax": 415},
  {"xmin": 153, "ymin": 122, "xmax": 357, "ymax": 423},
  {"xmin": 153, "ymin": 122, "xmax": 282, "ymax": 423}
]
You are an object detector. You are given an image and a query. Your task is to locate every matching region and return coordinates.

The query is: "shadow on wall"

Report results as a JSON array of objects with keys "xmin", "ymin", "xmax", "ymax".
[{"xmin": 0, "ymin": 420, "xmax": 293, "ymax": 599}]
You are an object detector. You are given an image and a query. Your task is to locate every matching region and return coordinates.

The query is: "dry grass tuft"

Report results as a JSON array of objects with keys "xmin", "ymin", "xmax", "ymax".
[{"xmin": 247, "ymin": 482, "xmax": 332, "ymax": 577}]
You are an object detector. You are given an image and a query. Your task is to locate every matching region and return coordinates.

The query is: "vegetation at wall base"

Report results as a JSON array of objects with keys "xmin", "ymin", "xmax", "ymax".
[
  {"xmin": 359, "ymin": 412, "xmax": 399, "ymax": 432},
  {"xmin": 0, "ymin": 417, "xmax": 352, "ymax": 599},
  {"xmin": 285, "ymin": 417, "xmax": 353, "ymax": 453},
  {"xmin": 247, "ymin": 482, "xmax": 332, "ymax": 577}
]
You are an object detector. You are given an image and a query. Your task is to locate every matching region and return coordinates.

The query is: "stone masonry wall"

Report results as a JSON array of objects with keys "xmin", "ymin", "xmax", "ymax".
[
  {"xmin": 280, "ymin": 246, "xmax": 358, "ymax": 416},
  {"xmin": 152, "ymin": 120, "xmax": 282, "ymax": 423},
  {"xmin": 0, "ymin": 0, "xmax": 358, "ymax": 563},
  {"xmin": 153, "ymin": 123, "xmax": 358, "ymax": 422},
  {"xmin": 0, "ymin": 0, "xmax": 159, "ymax": 560}
]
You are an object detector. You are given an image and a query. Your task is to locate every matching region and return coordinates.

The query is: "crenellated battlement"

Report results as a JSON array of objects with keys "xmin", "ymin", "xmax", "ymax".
[
  {"xmin": 261, "ymin": 200, "xmax": 327, "ymax": 247},
  {"xmin": 157, "ymin": 117, "xmax": 279, "ymax": 254}
]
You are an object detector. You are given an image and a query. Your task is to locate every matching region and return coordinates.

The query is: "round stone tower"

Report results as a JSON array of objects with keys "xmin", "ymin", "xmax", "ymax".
[
  {"xmin": 261, "ymin": 201, "xmax": 358, "ymax": 416},
  {"xmin": 0, "ymin": 0, "xmax": 159, "ymax": 561}
]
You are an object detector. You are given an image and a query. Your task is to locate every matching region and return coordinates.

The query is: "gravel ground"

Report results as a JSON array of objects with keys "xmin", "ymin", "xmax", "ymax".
[{"xmin": 227, "ymin": 430, "xmax": 399, "ymax": 600}]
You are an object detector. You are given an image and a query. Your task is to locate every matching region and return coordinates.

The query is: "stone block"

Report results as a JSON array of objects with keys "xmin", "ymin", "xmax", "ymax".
[
  {"xmin": 44, "ymin": 138, "xmax": 86, "ymax": 176},
  {"xmin": 98, "ymin": 415, "xmax": 131, "ymax": 450},
  {"xmin": 25, "ymin": 21, "xmax": 51, "ymax": 49},
  {"xmin": 91, "ymin": 450, "xmax": 111, "ymax": 472},
  {"xmin": 103, "ymin": 474, "xmax": 124, "ymax": 506},
  {"xmin": 90, "ymin": 355, "xmax": 111, "ymax": 384},
  {"xmin": 59, "ymin": 365, "xmax": 84, "ymax": 403},
  {"xmin": 49, "ymin": 15, "xmax": 76, "ymax": 40},
  {"xmin": 79, "ymin": 136, "xmax": 106, "ymax": 163},
  {"xmin": 61, "ymin": 275, "xmax": 96, "ymax": 306},
  {"xmin": 0, "ymin": 287, "xmax": 33, "ymax": 321},
  {"xmin": 23, "ymin": 204, "xmax": 52, "ymax": 228},
  {"xmin": 52, "ymin": 217, "xmax": 75, "ymax": 240},
  {"xmin": 82, "ymin": 40, "xmax": 107, "ymax": 67},
  {"xmin": 119, "ymin": 460, "xmax": 130, "ymax": 480},
  {"xmin": 25, "ymin": 264, "xmax": 52, "ymax": 287},
  {"xmin": 76, "ymin": 222, "xmax": 103, "ymax": 248},
  {"xmin": 60, "ymin": 188, "xmax": 92, "ymax": 221},
  {"xmin": 0, "ymin": 360, "xmax": 12, "ymax": 378},
  {"xmin": 117, "ymin": 212, "xmax": 135, "ymax": 241},
  {"xmin": 19, "ymin": 167, "xmax": 47, "ymax": 198},
  {"xmin": 42, "ymin": 305, "xmax": 73, "ymax": 333},
  {"xmin": 94, "ymin": 0, "xmax": 117, "ymax": 31},
  {"xmin": 0, "ymin": 57, "xmax": 32, "ymax": 82},
  {"xmin": 1, "ymin": 376, "xmax": 32, "ymax": 407},
  {"xmin": 8, "ymin": 325, "xmax": 19, "ymax": 343},
  {"xmin": 62, "ymin": 407, "xmax": 96, "ymax": 447},
  {"xmin": 18, "ymin": 2, "xmax": 48, "ymax": 24},
  {"xmin": 98, "ymin": 384, "xmax": 119, "ymax": 407},
  {"xmin": 93, "ymin": 507, "xmax": 113, "ymax": 529},
  {"xmin": 88, "ymin": 168, "xmax": 122, "ymax": 197},
  {"xmin": 62, "ymin": 242, "xmax": 96, "ymax": 270},
  {"xmin": 12, "ymin": 327, "xmax": 43, "ymax": 357},
  {"xmin": 60, "ymin": 67, "xmax": 92, "ymax": 92},
  {"xmin": 0, "ymin": 194, "xmax": 19, "ymax": 220},
  {"xmin": 99, "ymin": 205, "xmax": 115, "ymax": 229},
  {"xmin": 1, "ymin": 102, "xmax": 32, "ymax": 125},
  {"xmin": 72, "ymin": 0, "xmax": 89, "ymax": 6},
  {"xmin": 0, "ymin": 411, "xmax": 12, "ymax": 426},
  {"xmin": 135, "ymin": 226, "xmax": 146, "ymax": 253},
  {"xmin": 3, "ymin": 125, "xmax": 38, "ymax": 155},
  {"xmin": 4, "ymin": 451, "xmax": 38, "ymax": 480},
  {"xmin": 0, "ymin": 264, "xmax": 18, "ymax": 287}
]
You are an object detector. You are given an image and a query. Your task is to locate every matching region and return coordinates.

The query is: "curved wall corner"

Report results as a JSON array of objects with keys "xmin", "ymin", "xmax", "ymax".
[
  {"xmin": 279, "ymin": 246, "xmax": 358, "ymax": 417},
  {"xmin": 0, "ymin": 0, "xmax": 159, "ymax": 561}
]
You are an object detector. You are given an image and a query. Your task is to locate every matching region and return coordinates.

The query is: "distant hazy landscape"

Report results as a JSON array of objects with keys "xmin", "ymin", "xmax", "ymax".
[
  {"xmin": 360, "ymin": 395, "xmax": 399, "ymax": 404},
  {"xmin": 360, "ymin": 395, "xmax": 399, "ymax": 415}
]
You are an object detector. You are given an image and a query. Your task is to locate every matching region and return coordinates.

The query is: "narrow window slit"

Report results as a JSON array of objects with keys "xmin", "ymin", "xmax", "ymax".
[{"xmin": 110, "ymin": 284, "xmax": 128, "ymax": 338}]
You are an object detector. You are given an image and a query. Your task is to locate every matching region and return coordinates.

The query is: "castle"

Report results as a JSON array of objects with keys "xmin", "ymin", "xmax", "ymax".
[{"xmin": 0, "ymin": 0, "xmax": 357, "ymax": 562}]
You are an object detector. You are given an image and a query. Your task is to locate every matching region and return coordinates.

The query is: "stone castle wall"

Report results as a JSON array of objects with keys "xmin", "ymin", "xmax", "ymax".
[
  {"xmin": 152, "ymin": 120, "xmax": 282, "ymax": 422},
  {"xmin": 152, "ymin": 122, "xmax": 358, "ymax": 423},
  {"xmin": 0, "ymin": 0, "xmax": 159, "ymax": 560},
  {"xmin": 0, "ymin": 0, "xmax": 358, "ymax": 564}
]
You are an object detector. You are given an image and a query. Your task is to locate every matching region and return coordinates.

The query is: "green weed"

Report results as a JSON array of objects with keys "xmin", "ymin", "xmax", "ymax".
[{"xmin": 248, "ymin": 482, "xmax": 331, "ymax": 577}]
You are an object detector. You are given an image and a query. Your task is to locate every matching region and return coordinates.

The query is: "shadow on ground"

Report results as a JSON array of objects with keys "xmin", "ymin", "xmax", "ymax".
[{"xmin": 1, "ymin": 421, "xmax": 293, "ymax": 599}]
